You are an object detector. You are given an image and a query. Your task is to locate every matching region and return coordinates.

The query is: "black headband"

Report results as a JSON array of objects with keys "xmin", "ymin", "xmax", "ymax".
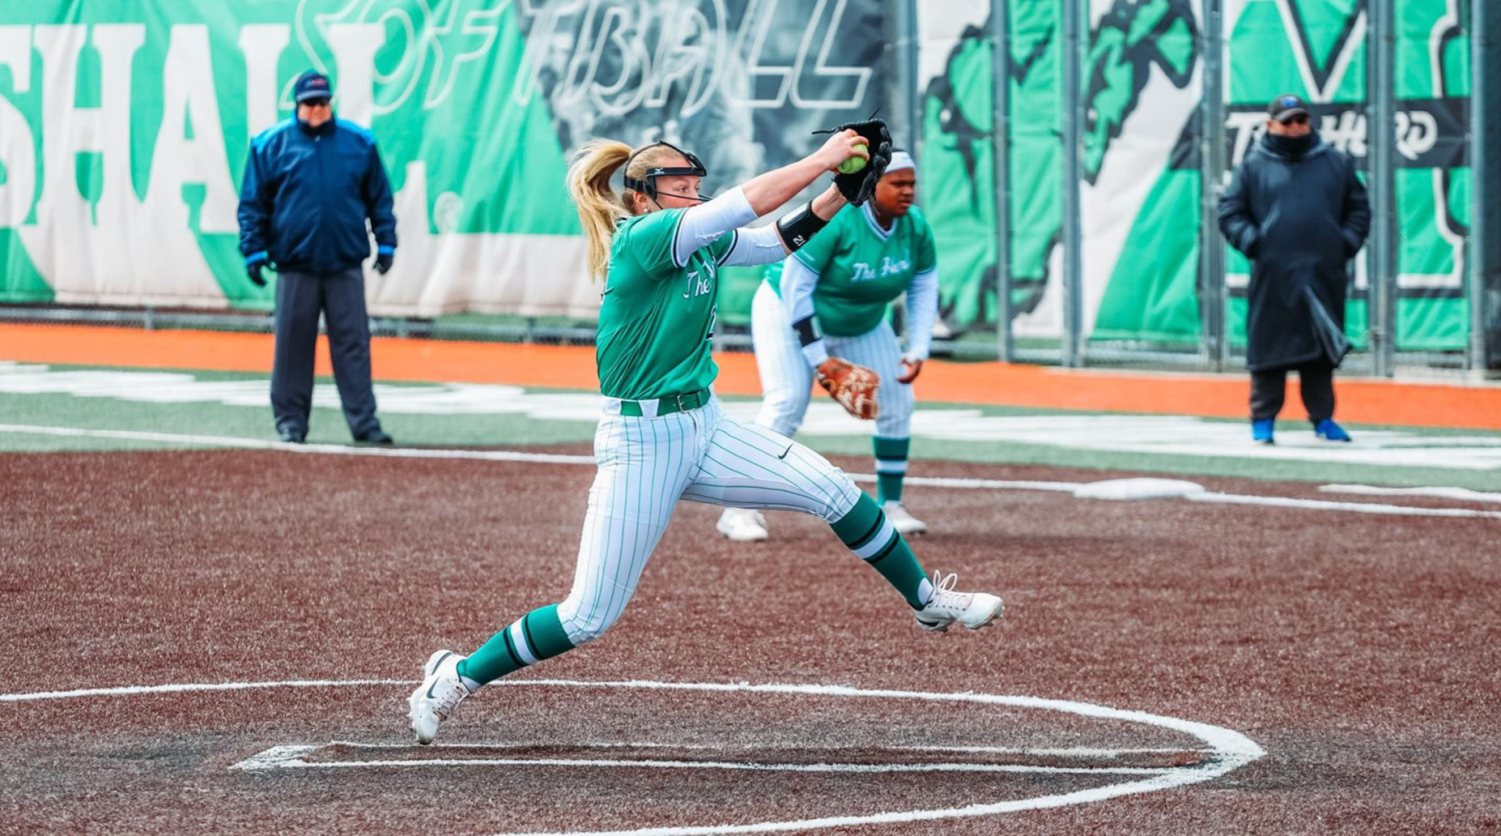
[{"xmin": 622, "ymin": 141, "xmax": 708, "ymax": 200}]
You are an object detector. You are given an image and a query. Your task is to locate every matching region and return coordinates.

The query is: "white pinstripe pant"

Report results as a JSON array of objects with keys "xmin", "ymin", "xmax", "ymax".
[
  {"xmin": 556, "ymin": 396, "xmax": 862, "ymax": 646},
  {"xmin": 751, "ymin": 280, "xmax": 915, "ymax": 439}
]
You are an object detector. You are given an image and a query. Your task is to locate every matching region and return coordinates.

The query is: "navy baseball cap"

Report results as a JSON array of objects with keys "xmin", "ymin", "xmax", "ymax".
[
  {"xmin": 1268, "ymin": 93, "xmax": 1309, "ymax": 122},
  {"xmin": 294, "ymin": 70, "xmax": 333, "ymax": 103}
]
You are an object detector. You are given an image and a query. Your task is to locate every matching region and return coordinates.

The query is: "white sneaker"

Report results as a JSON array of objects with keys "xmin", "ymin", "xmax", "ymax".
[
  {"xmin": 407, "ymin": 650, "xmax": 471, "ymax": 745},
  {"xmin": 717, "ymin": 508, "xmax": 769, "ymax": 542},
  {"xmin": 914, "ymin": 572, "xmax": 1003, "ymax": 632},
  {"xmin": 883, "ymin": 501, "xmax": 928, "ymax": 536}
]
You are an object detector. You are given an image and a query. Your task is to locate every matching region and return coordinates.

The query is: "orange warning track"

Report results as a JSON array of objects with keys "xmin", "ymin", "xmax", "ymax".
[{"xmin": 3, "ymin": 323, "xmax": 1499, "ymax": 430}]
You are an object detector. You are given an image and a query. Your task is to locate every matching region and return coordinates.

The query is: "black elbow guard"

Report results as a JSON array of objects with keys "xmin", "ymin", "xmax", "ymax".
[{"xmin": 776, "ymin": 204, "xmax": 829, "ymax": 252}]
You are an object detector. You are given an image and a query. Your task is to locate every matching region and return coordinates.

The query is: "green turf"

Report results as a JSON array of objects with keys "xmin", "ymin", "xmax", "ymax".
[{"xmin": 2, "ymin": 364, "xmax": 1499, "ymax": 490}]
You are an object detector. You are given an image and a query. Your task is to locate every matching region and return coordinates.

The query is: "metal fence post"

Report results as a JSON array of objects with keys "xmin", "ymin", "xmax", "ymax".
[
  {"xmin": 1198, "ymin": 0, "xmax": 1226, "ymax": 371},
  {"xmin": 1472, "ymin": 0, "xmax": 1500, "ymax": 371},
  {"xmin": 992, "ymin": 0, "xmax": 1014, "ymax": 363},
  {"xmin": 893, "ymin": 0, "xmax": 922, "ymax": 155},
  {"xmin": 1367, "ymin": 0, "xmax": 1397, "ymax": 377},
  {"xmin": 1061, "ymin": 0, "xmax": 1084, "ymax": 367}
]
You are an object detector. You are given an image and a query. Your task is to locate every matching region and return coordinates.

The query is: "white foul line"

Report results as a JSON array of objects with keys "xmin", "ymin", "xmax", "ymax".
[
  {"xmin": 1320, "ymin": 483, "xmax": 1501, "ymax": 504},
  {"xmin": 4, "ymin": 423, "xmax": 1489, "ymax": 518},
  {"xmin": 0, "ymin": 678, "xmax": 411, "ymax": 703},
  {"xmin": 1187, "ymin": 491, "xmax": 1501, "ymax": 519}
]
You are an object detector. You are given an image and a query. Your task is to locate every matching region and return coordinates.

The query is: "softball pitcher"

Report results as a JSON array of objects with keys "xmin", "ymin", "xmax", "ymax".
[
  {"xmin": 408, "ymin": 125, "xmax": 1003, "ymax": 745},
  {"xmin": 718, "ymin": 151, "xmax": 938, "ymax": 543}
]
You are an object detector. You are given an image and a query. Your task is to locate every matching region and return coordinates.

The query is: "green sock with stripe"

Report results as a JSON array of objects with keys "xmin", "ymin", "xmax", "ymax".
[
  {"xmin": 831, "ymin": 493, "xmax": 930, "ymax": 609},
  {"xmin": 874, "ymin": 436, "xmax": 910, "ymax": 504},
  {"xmin": 457, "ymin": 604, "xmax": 577, "ymax": 688}
]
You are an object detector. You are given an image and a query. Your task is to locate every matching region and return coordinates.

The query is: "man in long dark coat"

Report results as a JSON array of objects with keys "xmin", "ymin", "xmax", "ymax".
[{"xmin": 1219, "ymin": 93, "xmax": 1371, "ymax": 445}]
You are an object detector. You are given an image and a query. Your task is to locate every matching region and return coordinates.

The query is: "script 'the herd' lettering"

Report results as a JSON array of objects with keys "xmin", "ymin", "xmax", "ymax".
[
  {"xmin": 850, "ymin": 252, "xmax": 911, "ymax": 282},
  {"xmin": 683, "ymin": 261, "xmax": 716, "ymax": 299}
]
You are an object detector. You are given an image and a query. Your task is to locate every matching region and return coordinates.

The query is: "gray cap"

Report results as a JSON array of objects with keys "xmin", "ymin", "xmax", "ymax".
[{"xmin": 1268, "ymin": 93, "xmax": 1309, "ymax": 122}]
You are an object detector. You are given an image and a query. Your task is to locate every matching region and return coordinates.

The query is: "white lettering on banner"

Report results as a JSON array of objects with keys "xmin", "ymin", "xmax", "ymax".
[
  {"xmin": 240, "ymin": 24, "xmax": 292, "ymax": 135},
  {"xmin": 1227, "ymin": 109, "xmax": 1429, "ymax": 168},
  {"xmin": 369, "ymin": 161, "xmax": 599, "ymax": 318},
  {"xmin": 1395, "ymin": 109, "xmax": 1438, "ymax": 161},
  {"xmin": 1319, "ymin": 110, "xmax": 1366, "ymax": 157},
  {"xmin": 19, "ymin": 24, "xmax": 226, "ymax": 305},
  {"xmin": 513, "ymin": 0, "xmax": 871, "ymax": 115},
  {"xmin": 294, "ymin": 0, "xmax": 508, "ymax": 115},
  {"xmin": 324, "ymin": 23, "xmax": 382, "ymax": 127},
  {"xmin": 789, "ymin": 0, "xmax": 871, "ymax": 108},
  {"xmin": 32, "ymin": 24, "xmax": 112, "ymax": 225},
  {"xmin": 0, "ymin": 27, "xmax": 36, "ymax": 227},
  {"xmin": 145, "ymin": 25, "xmax": 238, "ymax": 234}
]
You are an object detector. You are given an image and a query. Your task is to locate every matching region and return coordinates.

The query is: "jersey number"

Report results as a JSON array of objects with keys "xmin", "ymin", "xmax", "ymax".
[{"xmin": 704, "ymin": 305, "xmax": 718, "ymax": 342}]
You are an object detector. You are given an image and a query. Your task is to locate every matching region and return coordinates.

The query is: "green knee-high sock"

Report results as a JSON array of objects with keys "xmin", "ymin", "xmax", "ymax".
[
  {"xmin": 457, "ymin": 604, "xmax": 577, "ymax": 687},
  {"xmin": 831, "ymin": 493, "xmax": 932, "ymax": 609},
  {"xmin": 874, "ymin": 436, "xmax": 910, "ymax": 504}
]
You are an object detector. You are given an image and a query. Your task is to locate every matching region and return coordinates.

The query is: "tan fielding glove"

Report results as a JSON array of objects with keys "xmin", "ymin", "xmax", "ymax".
[{"xmin": 816, "ymin": 357, "xmax": 880, "ymax": 420}]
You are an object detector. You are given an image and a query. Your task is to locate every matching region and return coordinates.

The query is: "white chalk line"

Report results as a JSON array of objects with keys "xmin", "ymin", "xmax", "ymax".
[
  {"xmin": 1320, "ymin": 483, "xmax": 1501, "ymax": 504},
  {"xmin": 230, "ymin": 739, "xmax": 1208, "ymax": 775},
  {"xmin": 0, "ymin": 678, "xmax": 410, "ymax": 703},
  {"xmin": 1187, "ymin": 491, "xmax": 1501, "ymax": 519},
  {"xmin": 0, "ymin": 676, "xmax": 1262, "ymax": 835},
  {"xmin": 235, "ymin": 753, "xmax": 1178, "ymax": 776},
  {"xmin": 2, "ymin": 423, "xmax": 1495, "ymax": 519},
  {"xmin": 315, "ymin": 740, "xmax": 1208, "ymax": 758}
]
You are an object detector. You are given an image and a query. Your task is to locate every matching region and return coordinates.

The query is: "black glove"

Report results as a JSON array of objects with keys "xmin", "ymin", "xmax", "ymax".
[
  {"xmin": 374, "ymin": 250, "xmax": 394, "ymax": 275},
  {"xmin": 246, "ymin": 254, "xmax": 268, "ymax": 287},
  {"xmin": 820, "ymin": 118, "xmax": 892, "ymax": 206}
]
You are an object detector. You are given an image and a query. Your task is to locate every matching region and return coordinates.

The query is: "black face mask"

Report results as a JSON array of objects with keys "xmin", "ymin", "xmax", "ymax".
[{"xmin": 1265, "ymin": 129, "xmax": 1315, "ymax": 157}]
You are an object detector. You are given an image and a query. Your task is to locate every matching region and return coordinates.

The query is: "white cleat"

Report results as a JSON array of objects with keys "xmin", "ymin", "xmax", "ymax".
[
  {"xmin": 883, "ymin": 501, "xmax": 928, "ymax": 536},
  {"xmin": 407, "ymin": 650, "xmax": 471, "ymax": 745},
  {"xmin": 717, "ymin": 508, "xmax": 769, "ymax": 542},
  {"xmin": 914, "ymin": 572, "xmax": 1003, "ymax": 632}
]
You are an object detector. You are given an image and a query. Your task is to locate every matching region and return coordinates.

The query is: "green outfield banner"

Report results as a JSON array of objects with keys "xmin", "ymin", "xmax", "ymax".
[
  {"xmin": 920, "ymin": 0, "xmax": 1471, "ymax": 352},
  {"xmin": 0, "ymin": 0, "xmax": 886, "ymax": 319},
  {"xmin": 0, "ymin": 0, "xmax": 1474, "ymax": 354}
]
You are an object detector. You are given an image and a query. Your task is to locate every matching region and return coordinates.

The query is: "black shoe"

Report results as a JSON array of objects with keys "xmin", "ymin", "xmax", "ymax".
[
  {"xmin": 278, "ymin": 426, "xmax": 306, "ymax": 444},
  {"xmin": 355, "ymin": 430, "xmax": 393, "ymax": 446}
]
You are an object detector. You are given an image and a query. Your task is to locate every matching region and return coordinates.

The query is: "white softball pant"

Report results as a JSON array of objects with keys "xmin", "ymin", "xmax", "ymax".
[
  {"xmin": 555, "ymin": 396, "xmax": 862, "ymax": 645},
  {"xmin": 750, "ymin": 280, "xmax": 915, "ymax": 439}
]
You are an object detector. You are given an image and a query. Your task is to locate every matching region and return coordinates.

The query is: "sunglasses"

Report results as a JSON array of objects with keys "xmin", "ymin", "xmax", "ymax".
[
  {"xmin": 301, "ymin": 98, "xmax": 331, "ymax": 108},
  {"xmin": 1280, "ymin": 114, "xmax": 1310, "ymax": 125}
]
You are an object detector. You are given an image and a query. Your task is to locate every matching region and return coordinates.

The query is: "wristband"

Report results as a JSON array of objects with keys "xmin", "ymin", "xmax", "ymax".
[{"xmin": 775, "ymin": 203, "xmax": 829, "ymax": 252}]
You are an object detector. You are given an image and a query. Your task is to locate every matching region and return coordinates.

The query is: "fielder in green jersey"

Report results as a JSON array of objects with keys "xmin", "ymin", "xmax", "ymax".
[
  {"xmin": 407, "ymin": 132, "xmax": 1003, "ymax": 746},
  {"xmin": 719, "ymin": 152, "xmax": 941, "ymax": 543}
]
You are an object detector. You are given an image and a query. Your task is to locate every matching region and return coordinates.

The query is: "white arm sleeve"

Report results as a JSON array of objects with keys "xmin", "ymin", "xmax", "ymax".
[
  {"xmin": 718, "ymin": 223, "xmax": 789, "ymax": 267},
  {"xmin": 780, "ymin": 257, "xmax": 830, "ymax": 367},
  {"xmin": 903, "ymin": 267, "xmax": 939, "ymax": 362},
  {"xmin": 673, "ymin": 187, "xmax": 758, "ymax": 267}
]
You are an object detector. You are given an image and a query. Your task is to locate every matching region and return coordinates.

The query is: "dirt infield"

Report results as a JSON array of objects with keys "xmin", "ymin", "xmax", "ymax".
[{"xmin": 2, "ymin": 449, "xmax": 1498, "ymax": 835}]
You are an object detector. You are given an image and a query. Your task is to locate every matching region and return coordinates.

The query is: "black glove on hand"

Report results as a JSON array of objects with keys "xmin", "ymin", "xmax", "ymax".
[
  {"xmin": 819, "ymin": 118, "xmax": 892, "ymax": 205},
  {"xmin": 246, "ymin": 255, "xmax": 268, "ymax": 287},
  {"xmin": 375, "ymin": 251, "xmax": 394, "ymax": 275}
]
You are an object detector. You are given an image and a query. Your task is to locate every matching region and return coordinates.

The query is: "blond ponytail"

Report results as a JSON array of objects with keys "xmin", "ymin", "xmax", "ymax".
[
  {"xmin": 568, "ymin": 139, "xmax": 700, "ymax": 280},
  {"xmin": 567, "ymin": 139, "xmax": 633, "ymax": 281}
]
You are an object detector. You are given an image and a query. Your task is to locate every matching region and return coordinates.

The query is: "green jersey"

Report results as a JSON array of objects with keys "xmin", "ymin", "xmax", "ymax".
[
  {"xmin": 595, "ymin": 208, "xmax": 734, "ymax": 400},
  {"xmin": 769, "ymin": 203, "xmax": 937, "ymax": 337}
]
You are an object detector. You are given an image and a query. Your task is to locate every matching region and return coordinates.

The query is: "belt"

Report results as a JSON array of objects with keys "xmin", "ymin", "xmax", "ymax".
[{"xmin": 616, "ymin": 388, "xmax": 710, "ymax": 418}]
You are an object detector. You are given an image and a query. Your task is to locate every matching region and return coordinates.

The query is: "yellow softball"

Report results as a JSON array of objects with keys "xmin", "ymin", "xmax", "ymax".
[{"xmin": 837, "ymin": 144, "xmax": 868, "ymax": 175}]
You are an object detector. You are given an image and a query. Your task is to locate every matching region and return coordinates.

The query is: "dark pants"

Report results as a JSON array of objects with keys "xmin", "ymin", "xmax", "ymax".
[
  {"xmin": 271, "ymin": 267, "xmax": 382, "ymax": 439},
  {"xmin": 1250, "ymin": 360, "xmax": 1335, "ymax": 424}
]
